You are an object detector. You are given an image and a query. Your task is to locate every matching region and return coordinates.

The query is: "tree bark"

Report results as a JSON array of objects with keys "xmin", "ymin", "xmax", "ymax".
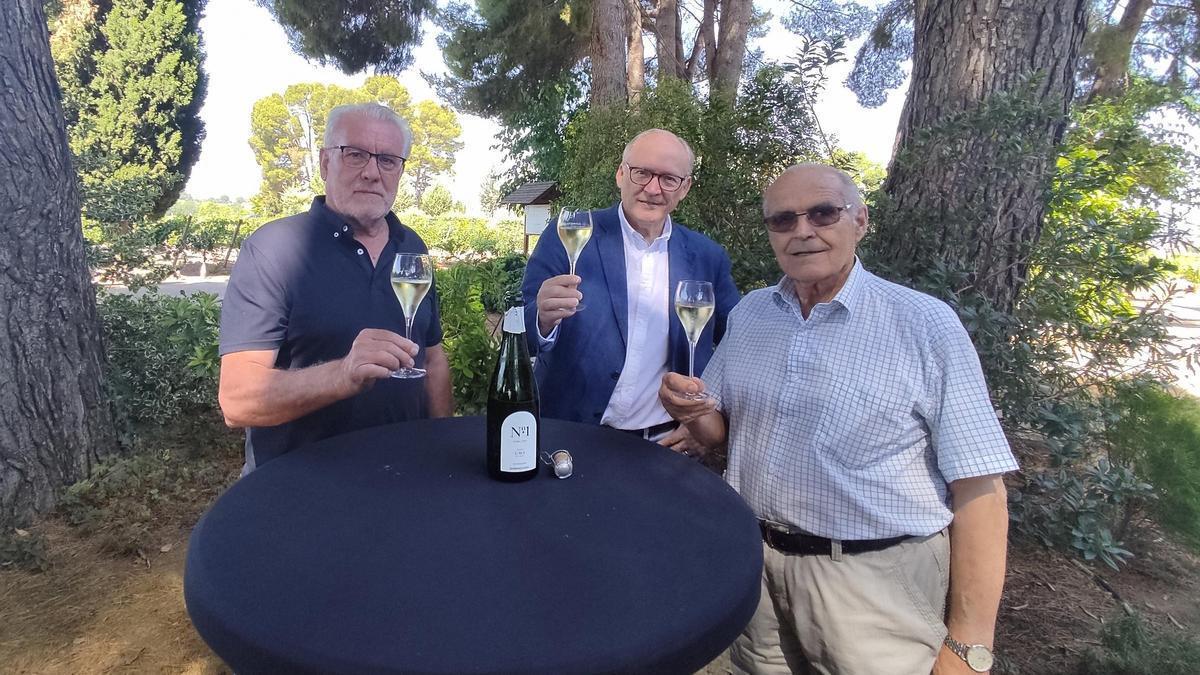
[
  {"xmin": 0, "ymin": 0, "xmax": 118, "ymax": 527},
  {"xmin": 653, "ymin": 0, "xmax": 682, "ymax": 81},
  {"xmin": 589, "ymin": 0, "xmax": 628, "ymax": 109},
  {"xmin": 626, "ymin": 0, "xmax": 645, "ymax": 102},
  {"xmin": 699, "ymin": 0, "xmax": 717, "ymax": 83},
  {"xmin": 1087, "ymin": 0, "xmax": 1153, "ymax": 100},
  {"xmin": 711, "ymin": 0, "xmax": 753, "ymax": 99},
  {"xmin": 875, "ymin": 0, "xmax": 1088, "ymax": 315}
]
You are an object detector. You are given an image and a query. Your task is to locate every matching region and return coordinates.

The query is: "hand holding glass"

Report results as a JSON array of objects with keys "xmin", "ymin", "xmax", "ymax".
[
  {"xmin": 390, "ymin": 253, "xmax": 432, "ymax": 379},
  {"xmin": 674, "ymin": 280, "xmax": 715, "ymax": 401},
  {"xmin": 558, "ymin": 209, "xmax": 593, "ymax": 311}
]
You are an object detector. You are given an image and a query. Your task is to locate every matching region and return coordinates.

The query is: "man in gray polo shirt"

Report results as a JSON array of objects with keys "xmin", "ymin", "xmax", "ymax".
[{"xmin": 661, "ymin": 164, "xmax": 1017, "ymax": 674}]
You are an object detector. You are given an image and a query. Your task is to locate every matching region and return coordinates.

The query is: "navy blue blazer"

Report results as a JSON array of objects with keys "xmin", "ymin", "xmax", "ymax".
[{"xmin": 521, "ymin": 204, "xmax": 740, "ymax": 424}]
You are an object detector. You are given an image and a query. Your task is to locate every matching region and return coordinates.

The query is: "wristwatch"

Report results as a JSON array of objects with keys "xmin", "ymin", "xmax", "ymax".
[{"xmin": 943, "ymin": 635, "xmax": 994, "ymax": 672}]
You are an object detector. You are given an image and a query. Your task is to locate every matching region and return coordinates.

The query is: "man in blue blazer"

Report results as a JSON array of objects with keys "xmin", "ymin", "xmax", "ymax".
[{"xmin": 521, "ymin": 129, "xmax": 739, "ymax": 452}]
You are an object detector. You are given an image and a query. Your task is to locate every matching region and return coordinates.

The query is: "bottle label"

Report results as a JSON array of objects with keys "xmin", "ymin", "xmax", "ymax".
[
  {"xmin": 503, "ymin": 307, "xmax": 525, "ymax": 334},
  {"xmin": 500, "ymin": 411, "xmax": 537, "ymax": 472}
]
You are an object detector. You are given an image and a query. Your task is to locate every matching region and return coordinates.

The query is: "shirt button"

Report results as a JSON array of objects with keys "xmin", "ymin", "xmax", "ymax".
[
  {"xmin": 343, "ymin": 225, "xmax": 348, "ymax": 231},
  {"xmin": 357, "ymin": 248, "xmax": 364, "ymax": 255},
  {"xmin": 333, "ymin": 232, "xmax": 339, "ymax": 238},
  {"xmin": 611, "ymin": 371, "xmax": 620, "ymax": 380}
]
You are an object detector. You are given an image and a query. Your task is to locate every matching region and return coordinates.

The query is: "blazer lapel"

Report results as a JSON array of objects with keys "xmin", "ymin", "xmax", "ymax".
[{"xmin": 593, "ymin": 206, "xmax": 629, "ymax": 348}]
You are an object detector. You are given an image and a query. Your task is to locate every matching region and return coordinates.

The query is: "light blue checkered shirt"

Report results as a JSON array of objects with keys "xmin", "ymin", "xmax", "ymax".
[{"xmin": 703, "ymin": 260, "xmax": 1018, "ymax": 540}]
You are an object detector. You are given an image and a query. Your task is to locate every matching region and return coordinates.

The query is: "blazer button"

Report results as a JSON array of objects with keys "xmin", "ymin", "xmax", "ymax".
[{"xmin": 610, "ymin": 371, "xmax": 620, "ymax": 381}]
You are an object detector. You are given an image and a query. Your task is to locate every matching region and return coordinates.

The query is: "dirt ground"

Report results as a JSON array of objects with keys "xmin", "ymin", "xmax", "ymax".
[{"xmin": 1, "ymin": 480, "xmax": 1197, "ymax": 674}]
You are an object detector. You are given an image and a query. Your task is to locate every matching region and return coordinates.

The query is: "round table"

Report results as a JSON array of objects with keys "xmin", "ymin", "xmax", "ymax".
[{"xmin": 185, "ymin": 417, "xmax": 762, "ymax": 675}]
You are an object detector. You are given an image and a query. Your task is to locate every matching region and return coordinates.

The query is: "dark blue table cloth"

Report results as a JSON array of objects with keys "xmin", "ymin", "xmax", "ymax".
[{"xmin": 185, "ymin": 417, "xmax": 762, "ymax": 675}]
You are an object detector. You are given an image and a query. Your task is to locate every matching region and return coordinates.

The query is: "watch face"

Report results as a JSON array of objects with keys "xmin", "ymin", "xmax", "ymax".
[{"xmin": 966, "ymin": 645, "xmax": 994, "ymax": 672}]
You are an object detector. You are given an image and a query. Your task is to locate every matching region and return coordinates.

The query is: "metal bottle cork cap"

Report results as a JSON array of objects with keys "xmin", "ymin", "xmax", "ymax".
[{"xmin": 550, "ymin": 450, "xmax": 572, "ymax": 479}]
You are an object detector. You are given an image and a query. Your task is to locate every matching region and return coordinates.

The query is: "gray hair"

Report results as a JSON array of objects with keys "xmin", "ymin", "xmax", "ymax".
[
  {"xmin": 622, "ymin": 128, "xmax": 696, "ymax": 174},
  {"xmin": 324, "ymin": 103, "xmax": 414, "ymax": 156},
  {"xmin": 764, "ymin": 163, "xmax": 864, "ymax": 212}
]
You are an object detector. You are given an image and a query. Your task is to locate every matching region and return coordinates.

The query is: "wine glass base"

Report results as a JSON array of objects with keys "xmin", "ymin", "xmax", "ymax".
[
  {"xmin": 390, "ymin": 367, "xmax": 427, "ymax": 379},
  {"xmin": 682, "ymin": 391, "xmax": 712, "ymax": 401}
]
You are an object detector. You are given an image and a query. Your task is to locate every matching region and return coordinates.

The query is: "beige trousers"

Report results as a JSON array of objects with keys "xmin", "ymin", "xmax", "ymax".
[{"xmin": 730, "ymin": 530, "xmax": 950, "ymax": 675}]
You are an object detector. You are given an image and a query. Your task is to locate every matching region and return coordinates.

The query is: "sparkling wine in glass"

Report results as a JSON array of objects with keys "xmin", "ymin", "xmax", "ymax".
[
  {"xmin": 675, "ymin": 280, "xmax": 715, "ymax": 401},
  {"xmin": 558, "ymin": 209, "xmax": 593, "ymax": 311},
  {"xmin": 390, "ymin": 253, "xmax": 433, "ymax": 379}
]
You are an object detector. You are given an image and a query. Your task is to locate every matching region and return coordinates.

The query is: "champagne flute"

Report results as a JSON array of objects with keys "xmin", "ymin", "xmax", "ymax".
[
  {"xmin": 558, "ymin": 209, "xmax": 593, "ymax": 311},
  {"xmin": 390, "ymin": 253, "xmax": 433, "ymax": 379},
  {"xmin": 675, "ymin": 280, "xmax": 715, "ymax": 401}
]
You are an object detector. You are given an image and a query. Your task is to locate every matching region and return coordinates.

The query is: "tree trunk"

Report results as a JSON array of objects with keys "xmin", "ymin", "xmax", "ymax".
[
  {"xmin": 1087, "ymin": 0, "xmax": 1153, "ymax": 100},
  {"xmin": 699, "ymin": 0, "xmax": 717, "ymax": 83},
  {"xmin": 711, "ymin": 0, "xmax": 752, "ymax": 99},
  {"xmin": 589, "ymin": 0, "xmax": 628, "ymax": 108},
  {"xmin": 0, "ymin": 0, "xmax": 118, "ymax": 527},
  {"xmin": 653, "ymin": 0, "xmax": 682, "ymax": 81},
  {"xmin": 626, "ymin": 0, "xmax": 645, "ymax": 102},
  {"xmin": 874, "ymin": 0, "xmax": 1088, "ymax": 315}
]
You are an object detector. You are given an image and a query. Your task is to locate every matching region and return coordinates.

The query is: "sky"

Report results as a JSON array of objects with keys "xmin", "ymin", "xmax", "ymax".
[{"xmin": 184, "ymin": 0, "xmax": 908, "ymax": 215}]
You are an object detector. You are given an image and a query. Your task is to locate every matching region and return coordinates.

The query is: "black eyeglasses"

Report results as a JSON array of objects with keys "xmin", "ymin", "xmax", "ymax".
[
  {"xmin": 764, "ymin": 204, "xmax": 852, "ymax": 232},
  {"xmin": 331, "ymin": 145, "xmax": 407, "ymax": 174},
  {"xmin": 624, "ymin": 164, "xmax": 689, "ymax": 192}
]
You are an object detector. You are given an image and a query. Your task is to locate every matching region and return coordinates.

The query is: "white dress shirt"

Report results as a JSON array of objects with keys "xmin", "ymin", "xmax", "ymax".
[{"xmin": 600, "ymin": 208, "xmax": 674, "ymax": 430}]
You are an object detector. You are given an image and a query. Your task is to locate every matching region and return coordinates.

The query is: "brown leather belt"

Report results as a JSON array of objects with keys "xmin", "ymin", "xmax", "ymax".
[{"xmin": 759, "ymin": 521, "xmax": 912, "ymax": 556}]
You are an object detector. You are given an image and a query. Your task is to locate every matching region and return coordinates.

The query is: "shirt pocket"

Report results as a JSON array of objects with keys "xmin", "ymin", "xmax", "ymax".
[{"xmin": 817, "ymin": 384, "xmax": 918, "ymax": 470}]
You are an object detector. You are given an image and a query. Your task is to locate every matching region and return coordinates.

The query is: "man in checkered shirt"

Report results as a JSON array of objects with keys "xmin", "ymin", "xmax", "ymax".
[{"xmin": 661, "ymin": 164, "xmax": 1018, "ymax": 675}]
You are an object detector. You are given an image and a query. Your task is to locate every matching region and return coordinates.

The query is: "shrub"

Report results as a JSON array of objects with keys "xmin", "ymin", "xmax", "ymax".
[
  {"xmin": 58, "ymin": 448, "xmax": 235, "ymax": 556},
  {"xmin": 1076, "ymin": 614, "xmax": 1200, "ymax": 674},
  {"xmin": 437, "ymin": 262, "xmax": 500, "ymax": 413},
  {"xmin": 0, "ymin": 528, "xmax": 50, "ymax": 573},
  {"xmin": 405, "ymin": 213, "xmax": 524, "ymax": 261},
  {"xmin": 1009, "ymin": 459, "xmax": 1154, "ymax": 569},
  {"xmin": 98, "ymin": 291, "xmax": 221, "ymax": 431},
  {"xmin": 1107, "ymin": 384, "xmax": 1200, "ymax": 548}
]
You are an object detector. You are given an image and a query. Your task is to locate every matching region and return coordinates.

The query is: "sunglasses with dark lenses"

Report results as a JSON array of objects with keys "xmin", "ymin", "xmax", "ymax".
[{"xmin": 763, "ymin": 203, "xmax": 852, "ymax": 232}]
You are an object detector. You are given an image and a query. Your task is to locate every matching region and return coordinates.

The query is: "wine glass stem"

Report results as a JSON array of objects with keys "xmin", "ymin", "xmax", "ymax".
[
  {"xmin": 688, "ymin": 341, "xmax": 697, "ymax": 378},
  {"xmin": 404, "ymin": 318, "xmax": 414, "ymax": 346},
  {"xmin": 569, "ymin": 258, "xmax": 577, "ymax": 277}
]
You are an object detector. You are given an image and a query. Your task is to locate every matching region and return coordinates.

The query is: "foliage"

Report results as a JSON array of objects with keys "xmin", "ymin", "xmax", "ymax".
[
  {"xmin": 254, "ymin": 0, "xmax": 435, "ymax": 74},
  {"xmin": 436, "ymin": 263, "xmax": 500, "ymax": 413},
  {"xmin": 49, "ymin": 0, "xmax": 207, "ymax": 222},
  {"xmin": 433, "ymin": 1, "xmax": 587, "ymax": 188},
  {"xmin": 475, "ymin": 252, "xmax": 528, "ymax": 313},
  {"xmin": 404, "ymin": 213, "xmax": 523, "ymax": 261},
  {"xmin": 420, "ymin": 185, "xmax": 463, "ymax": 217},
  {"xmin": 1076, "ymin": 613, "xmax": 1200, "ymax": 675},
  {"xmin": 784, "ymin": 0, "xmax": 913, "ymax": 108},
  {"xmin": 407, "ymin": 100, "xmax": 466, "ymax": 201},
  {"xmin": 98, "ymin": 291, "xmax": 221, "ymax": 431},
  {"xmin": 1009, "ymin": 458, "xmax": 1153, "ymax": 569},
  {"xmin": 479, "ymin": 168, "xmax": 505, "ymax": 216},
  {"xmin": 1169, "ymin": 253, "xmax": 1200, "ymax": 285},
  {"xmin": 559, "ymin": 70, "xmax": 828, "ymax": 290},
  {"xmin": 249, "ymin": 76, "xmax": 461, "ymax": 218},
  {"xmin": 1106, "ymin": 384, "xmax": 1200, "ymax": 548},
  {"xmin": 0, "ymin": 529, "xmax": 51, "ymax": 573},
  {"xmin": 58, "ymin": 447, "xmax": 234, "ymax": 556}
]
